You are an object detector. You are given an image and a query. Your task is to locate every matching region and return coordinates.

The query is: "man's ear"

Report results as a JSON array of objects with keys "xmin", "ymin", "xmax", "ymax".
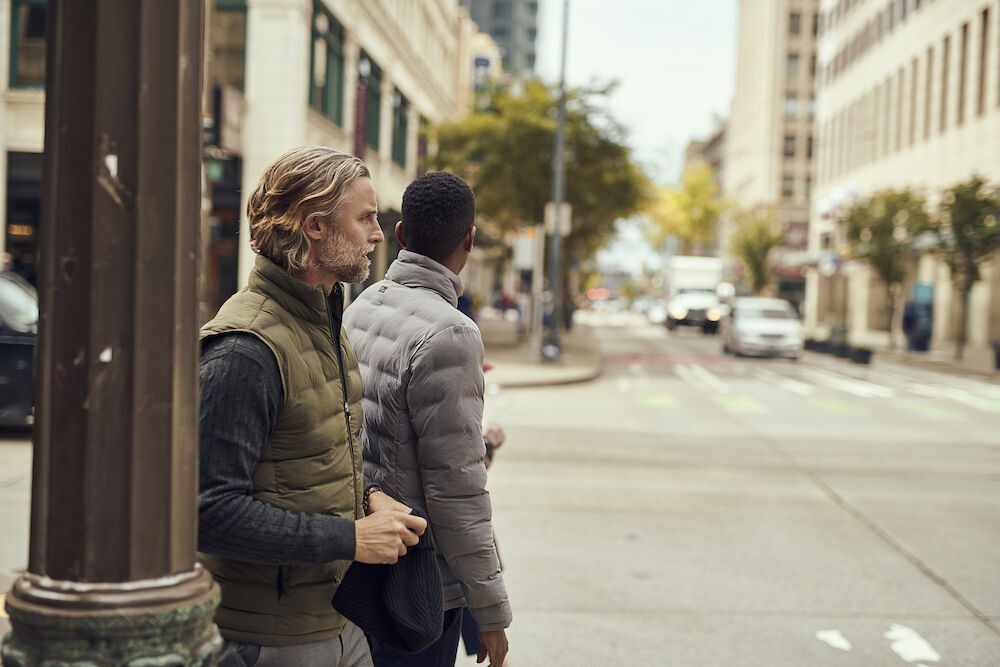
[
  {"xmin": 303, "ymin": 215, "xmax": 325, "ymax": 242},
  {"xmin": 395, "ymin": 220, "xmax": 408, "ymax": 248},
  {"xmin": 464, "ymin": 226, "xmax": 477, "ymax": 252}
]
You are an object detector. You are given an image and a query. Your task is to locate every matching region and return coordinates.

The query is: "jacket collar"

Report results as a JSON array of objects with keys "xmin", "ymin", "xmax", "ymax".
[
  {"xmin": 384, "ymin": 250, "xmax": 463, "ymax": 307},
  {"xmin": 249, "ymin": 254, "xmax": 342, "ymax": 325}
]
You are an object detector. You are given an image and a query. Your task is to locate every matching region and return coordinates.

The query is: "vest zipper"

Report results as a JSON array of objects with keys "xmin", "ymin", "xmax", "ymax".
[{"xmin": 328, "ymin": 289, "xmax": 362, "ymax": 518}]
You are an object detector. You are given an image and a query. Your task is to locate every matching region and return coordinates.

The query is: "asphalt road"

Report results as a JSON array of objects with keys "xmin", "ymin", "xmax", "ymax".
[
  {"xmin": 3, "ymin": 315, "xmax": 999, "ymax": 664},
  {"xmin": 458, "ymin": 314, "xmax": 1000, "ymax": 665}
]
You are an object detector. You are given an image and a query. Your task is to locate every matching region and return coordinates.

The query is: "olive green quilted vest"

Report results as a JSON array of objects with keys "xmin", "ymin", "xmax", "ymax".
[{"xmin": 198, "ymin": 255, "xmax": 364, "ymax": 646}]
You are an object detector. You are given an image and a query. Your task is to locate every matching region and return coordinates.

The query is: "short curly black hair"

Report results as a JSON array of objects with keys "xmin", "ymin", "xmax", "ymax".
[{"xmin": 400, "ymin": 172, "xmax": 475, "ymax": 263}]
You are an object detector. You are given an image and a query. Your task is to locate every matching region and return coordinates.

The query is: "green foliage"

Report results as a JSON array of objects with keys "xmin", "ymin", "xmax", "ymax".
[
  {"xmin": 843, "ymin": 189, "xmax": 928, "ymax": 286},
  {"xmin": 920, "ymin": 176, "xmax": 1000, "ymax": 358},
  {"xmin": 647, "ymin": 163, "xmax": 726, "ymax": 255},
  {"xmin": 424, "ymin": 79, "xmax": 650, "ymax": 261},
  {"xmin": 728, "ymin": 209, "xmax": 782, "ymax": 294}
]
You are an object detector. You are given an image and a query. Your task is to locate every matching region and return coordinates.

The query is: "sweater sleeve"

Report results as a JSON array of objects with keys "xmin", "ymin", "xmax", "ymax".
[
  {"xmin": 197, "ymin": 333, "xmax": 356, "ymax": 565},
  {"xmin": 407, "ymin": 324, "xmax": 512, "ymax": 630}
]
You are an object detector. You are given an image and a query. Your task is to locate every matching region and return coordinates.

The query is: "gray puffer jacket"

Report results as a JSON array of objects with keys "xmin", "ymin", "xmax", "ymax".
[{"xmin": 343, "ymin": 250, "xmax": 512, "ymax": 632}]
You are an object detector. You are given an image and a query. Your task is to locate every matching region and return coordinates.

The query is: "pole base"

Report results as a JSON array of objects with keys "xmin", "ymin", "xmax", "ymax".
[{"xmin": 2, "ymin": 566, "xmax": 220, "ymax": 667}]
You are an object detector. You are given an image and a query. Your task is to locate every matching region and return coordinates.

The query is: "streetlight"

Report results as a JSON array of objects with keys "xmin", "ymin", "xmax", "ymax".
[{"xmin": 542, "ymin": 0, "xmax": 569, "ymax": 363}]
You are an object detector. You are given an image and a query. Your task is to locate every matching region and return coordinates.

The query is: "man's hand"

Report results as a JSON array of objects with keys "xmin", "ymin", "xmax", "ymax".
[
  {"xmin": 366, "ymin": 489, "xmax": 414, "ymax": 515},
  {"xmin": 354, "ymin": 511, "xmax": 426, "ymax": 565},
  {"xmin": 483, "ymin": 426, "xmax": 506, "ymax": 469},
  {"xmin": 477, "ymin": 629, "xmax": 508, "ymax": 666}
]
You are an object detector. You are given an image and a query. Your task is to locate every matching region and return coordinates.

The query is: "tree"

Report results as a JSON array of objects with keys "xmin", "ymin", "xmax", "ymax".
[
  {"xmin": 647, "ymin": 162, "xmax": 726, "ymax": 255},
  {"xmin": 728, "ymin": 209, "xmax": 783, "ymax": 294},
  {"xmin": 425, "ymin": 79, "xmax": 649, "ymax": 264},
  {"xmin": 920, "ymin": 176, "xmax": 1000, "ymax": 359},
  {"xmin": 842, "ymin": 189, "xmax": 928, "ymax": 350}
]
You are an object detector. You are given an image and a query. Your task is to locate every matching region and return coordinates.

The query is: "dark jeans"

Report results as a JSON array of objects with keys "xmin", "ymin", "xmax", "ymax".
[{"xmin": 370, "ymin": 607, "xmax": 463, "ymax": 667}]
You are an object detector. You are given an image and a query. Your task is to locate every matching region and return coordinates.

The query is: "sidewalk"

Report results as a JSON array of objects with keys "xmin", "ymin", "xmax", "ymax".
[
  {"xmin": 477, "ymin": 314, "xmax": 602, "ymax": 388},
  {"xmin": 866, "ymin": 341, "xmax": 999, "ymax": 379}
]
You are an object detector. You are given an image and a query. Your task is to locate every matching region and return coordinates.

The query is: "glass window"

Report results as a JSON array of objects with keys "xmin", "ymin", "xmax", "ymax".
[
  {"xmin": 789, "ymin": 12, "xmax": 801, "ymax": 34},
  {"xmin": 787, "ymin": 54, "xmax": 800, "ymax": 80},
  {"xmin": 212, "ymin": 0, "xmax": 246, "ymax": 91},
  {"xmin": 782, "ymin": 176, "xmax": 795, "ymax": 198},
  {"xmin": 310, "ymin": 3, "xmax": 345, "ymax": 125},
  {"xmin": 784, "ymin": 134, "xmax": 796, "ymax": 157},
  {"xmin": 391, "ymin": 89, "xmax": 408, "ymax": 168},
  {"xmin": 493, "ymin": 0, "xmax": 512, "ymax": 19},
  {"xmin": 361, "ymin": 54, "xmax": 382, "ymax": 151},
  {"xmin": 784, "ymin": 94, "xmax": 800, "ymax": 117},
  {"xmin": 10, "ymin": 0, "xmax": 47, "ymax": 88}
]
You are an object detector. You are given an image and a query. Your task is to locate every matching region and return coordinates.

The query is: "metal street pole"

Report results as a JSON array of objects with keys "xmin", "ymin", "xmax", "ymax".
[
  {"xmin": 1, "ymin": 2, "xmax": 220, "ymax": 664},
  {"xmin": 542, "ymin": 0, "xmax": 569, "ymax": 363}
]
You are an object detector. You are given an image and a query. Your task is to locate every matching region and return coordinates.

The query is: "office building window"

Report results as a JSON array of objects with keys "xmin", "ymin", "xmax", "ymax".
[
  {"xmin": 924, "ymin": 45, "xmax": 934, "ymax": 139},
  {"xmin": 940, "ymin": 34, "xmax": 950, "ymax": 133},
  {"xmin": 812, "ymin": 13, "xmax": 819, "ymax": 36},
  {"xmin": 909, "ymin": 57, "xmax": 918, "ymax": 145},
  {"xmin": 10, "ymin": 0, "xmax": 46, "ymax": 88},
  {"xmin": 493, "ymin": 0, "xmax": 512, "ymax": 19},
  {"xmin": 787, "ymin": 54, "xmax": 800, "ymax": 81},
  {"xmin": 391, "ymin": 89, "xmax": 408, "ymax": 168},
  {"xmin": 212, "ymin": 0, "xmax": 246, "ymax": 92},
  {"xmin": 804, "ymin": 177, "xmax": 812, "ymax": 200},
  {"xmin": 782, "ymin": 176, "xmax": 795, "ymax": 199},
  {"xmin": 957, "ymin": 22, "xmax": 968, "ymax": 125},
  {"xmin": 784, "ymin": 95, "xmax": 800, "ymax": 117},
  {"xmin": 310, "ymin": 3, "xmax": 345, "ymax": 125},
  {"xmin": 784, "ymin": 134, "xmax": 796, "ymax": 157},
  {"xmin": 789, "ymin": 12, "xmax": 801, "ymax": 35},
  {"xmin": 806, "ymin": 135, "xmax": 814, "ymax": 159},
  {"xmin": 362, "ymin": 55, "xmax": 382, "ymax": 150},
  {"xmin": 978, "ymin": 8, "xmax": 989, "ymax": 116}
]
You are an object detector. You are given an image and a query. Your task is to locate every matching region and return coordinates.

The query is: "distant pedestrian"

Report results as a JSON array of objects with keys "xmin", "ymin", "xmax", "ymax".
[
  {"xmin": 345, "ymin": 172, "xmax": 512, "ymax": 667},
  {"xmin": 197, "ymin": 146, "xmax": 426, "ymax": 667}
]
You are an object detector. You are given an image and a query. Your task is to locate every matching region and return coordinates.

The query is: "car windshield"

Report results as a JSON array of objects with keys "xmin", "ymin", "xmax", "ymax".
[
  {"xmin": 739, "ymin": 306, "xmax": 795, "ymax": 320},
  {"xmin": 0, "ymin": 274, "xmax": 39, "ymax": 333}
]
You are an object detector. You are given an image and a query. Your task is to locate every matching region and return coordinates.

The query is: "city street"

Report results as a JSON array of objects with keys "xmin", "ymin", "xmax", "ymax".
[
  {"xmin": 4, "ymin": 317, "xmax": 1000, "ymax": 664},
  {"xmin": 459, "ymin": 316, "xmax": 1000, "ymax": 665}
]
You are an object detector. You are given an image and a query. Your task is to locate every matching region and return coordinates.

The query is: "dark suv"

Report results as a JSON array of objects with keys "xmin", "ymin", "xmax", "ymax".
[{"xmin": 0, "ymin": 271, "xmax": 37, "ymax": 428}]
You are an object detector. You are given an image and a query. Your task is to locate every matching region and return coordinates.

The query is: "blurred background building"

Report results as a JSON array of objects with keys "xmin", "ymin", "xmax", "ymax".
[
  {"xmin": 723, "ymin": 0, "xmax": 820, "ymax": 312},
  {"xmin": 0, "ymin": 0, "xmax": 505, "ymax": 321},
  {"xmin": 460, "ymin": 0, "xmax": 539, "ymax": 79},
  {"xmin": 809, "ymin": 0, "xmax": 1000, "ymax": 353}
]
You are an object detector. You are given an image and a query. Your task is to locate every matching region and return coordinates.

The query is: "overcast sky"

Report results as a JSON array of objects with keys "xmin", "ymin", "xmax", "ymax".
[
  {"xmin": 535, "ymin": 0, "xmax": 737, "ymax": 186},
  {"xmin": 534, "ymin": 0, "xmax": 738, "ymax": 274}
]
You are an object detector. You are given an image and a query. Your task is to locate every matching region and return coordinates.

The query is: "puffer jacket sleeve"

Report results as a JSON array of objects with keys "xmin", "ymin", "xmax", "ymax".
[{"xmin": 407, "ymin": 323, "xmax": 512, "ymax": 630}]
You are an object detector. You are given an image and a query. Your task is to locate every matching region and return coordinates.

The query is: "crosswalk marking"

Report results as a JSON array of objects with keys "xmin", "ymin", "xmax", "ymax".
[
  {"xmin": 800, "ymin": 368, "xmax": 896, "ymax": 398},
  {"xmin": 713, "ymin": 394, "xmax": 768, "ymax": 414},
  {"xmin": 756, "ymin": 368, "xmax": 814, "ymax": 396},
  {"xmin": 894, "ymin": 400, "xmax": 962, "ymax": 419}
]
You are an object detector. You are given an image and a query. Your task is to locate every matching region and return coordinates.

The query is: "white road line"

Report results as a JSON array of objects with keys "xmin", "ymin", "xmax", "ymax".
[
  {"xmin": 675, "ymin": 363, "xmax": 731, "ymax": 394},
  {"xmin": 800, "ymin": 368, "xmax": 896, "ymax": 398},
  {"xmin": 756, "ymin": 368, "xmax": 814, "ymax": 396}
]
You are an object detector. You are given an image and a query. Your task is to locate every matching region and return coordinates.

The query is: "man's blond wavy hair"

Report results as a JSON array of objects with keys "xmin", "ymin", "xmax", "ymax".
[{"xmin": 247, "ymin": 147, "xmax": 371, "ymax": 273}]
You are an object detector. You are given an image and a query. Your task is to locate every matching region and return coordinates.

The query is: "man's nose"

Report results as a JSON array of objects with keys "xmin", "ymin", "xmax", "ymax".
[{"xmin": 370, "ymin": 225, "xmax": 385, "ymax": 244}]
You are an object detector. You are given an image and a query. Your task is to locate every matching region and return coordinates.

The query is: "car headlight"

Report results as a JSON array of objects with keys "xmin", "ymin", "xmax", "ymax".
[
  {"xmin": 670, "ymin": 307, "xmax": 688, "ymax": 319},
  {"xmin": 707, "ymin": 308, "xmax": 722, "ymax": 321}
]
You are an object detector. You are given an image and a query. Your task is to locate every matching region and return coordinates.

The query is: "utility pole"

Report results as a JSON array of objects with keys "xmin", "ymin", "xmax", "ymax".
[
  {"xmin": 1, "ymin": 2, "xmax": 220, "ymax": 664},
  {"xmin": 542, "ymin": 0, "xmax": 570, "ymax": 363}
]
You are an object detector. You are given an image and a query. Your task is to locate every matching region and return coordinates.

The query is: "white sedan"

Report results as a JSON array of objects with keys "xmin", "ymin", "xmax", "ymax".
[{"xmin": 720, "ymin": 297, "xmax": 803, "ymax": 359}]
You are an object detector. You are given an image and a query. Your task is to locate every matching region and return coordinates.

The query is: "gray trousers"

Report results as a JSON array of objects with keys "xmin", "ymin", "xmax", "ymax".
[{"xmin": 217, "ymin": 622, "xmax": 374, "ymax": 667}]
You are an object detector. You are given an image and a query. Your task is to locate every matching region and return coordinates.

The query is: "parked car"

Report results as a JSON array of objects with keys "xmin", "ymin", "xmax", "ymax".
[
  {"xmin": 720, "ymin": 296, "xmax": 803, "ymax": 359},
  {"xmin": 665, "ymin": 288, "xmax": 724, "ymax": 334},
  {"xmin": 0, "ymin": 271, "xmax": 37, "ymax": 427}
]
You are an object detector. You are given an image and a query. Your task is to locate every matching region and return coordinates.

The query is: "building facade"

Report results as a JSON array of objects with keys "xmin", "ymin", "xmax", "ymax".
[
  {"xmin": 1, "ymin": 0, "xmax": 498, "ymax": 319},
  {"xmin": 809, "ymin": 0, "xmax": 1000, "ymax": 351},
  {"xmin": 459, "ymin": 0, "xmax": 538, "ymax": 78},
  {"xmin": 724, "ymin": 0, "xmax": 821, "ymax": 308}
]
